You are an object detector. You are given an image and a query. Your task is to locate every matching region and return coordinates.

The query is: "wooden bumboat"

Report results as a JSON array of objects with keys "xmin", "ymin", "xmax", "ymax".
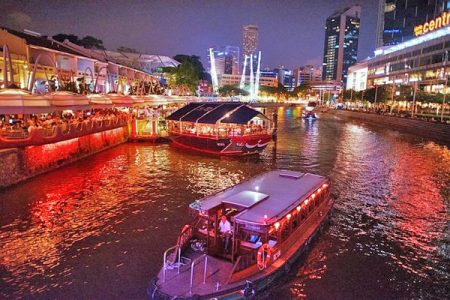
[
  {"xmin": 149, "ymin": 170, "xmax": 334, "ymax": 299},
  {"xmin": 166, "ymin": 102, "xmax": 273, "ymax": 156}
]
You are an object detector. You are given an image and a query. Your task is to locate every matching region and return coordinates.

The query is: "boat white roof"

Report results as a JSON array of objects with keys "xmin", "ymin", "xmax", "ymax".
[{"xmin": 190, "ymin": 170, "xmax": 327, "ymax": 225}]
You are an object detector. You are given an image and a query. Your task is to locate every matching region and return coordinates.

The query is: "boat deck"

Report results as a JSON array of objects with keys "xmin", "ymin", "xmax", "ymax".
[
  {"xmin": 157, "ymin": 249, "xmax": 233, "ymax": 297},
  {"xmin": 154, "ymin": 198, "xmax": 333, "ymax": 299}
]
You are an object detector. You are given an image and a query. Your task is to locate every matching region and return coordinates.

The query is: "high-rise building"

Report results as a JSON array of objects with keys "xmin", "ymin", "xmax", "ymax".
[
  {"xmin": 294, "ymin": 65, "xmax": 322, "ymax": 86},
  {"xmin": 274, "ymin": 67, "xmax": 295, "ymax": 91},
  {"xmin": 242, "ymin": 25, "xmax": 259, "ymax": 74},
  {"xmin": 322, "ymin": 5, "xmax": 361, "ymax": 85},
  {"xmin": 208, "ymin": 46, "xmax": 240, "ymax": 76},
  {"xmin": 242, "ymin": 25, "xmax": 259, "ymax": 70},
  {"xmin": 376, "ymin": 0, "xmax": 450, "ymax": 47}
]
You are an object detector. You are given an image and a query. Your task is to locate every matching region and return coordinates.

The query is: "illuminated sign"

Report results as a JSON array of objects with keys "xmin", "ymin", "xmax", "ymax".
[{"xmin": 414, "ymin": 12, "xmax": 450, "ymax": 36}]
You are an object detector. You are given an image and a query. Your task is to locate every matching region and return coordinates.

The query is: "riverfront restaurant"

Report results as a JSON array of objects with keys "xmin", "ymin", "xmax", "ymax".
[
  {"xmin": 347, "ymin": 13, "xmax": 450, "ymax": 96},
  {"xmin": 0, "ymin": 27, "xmax": 178, "ymax": 94}
]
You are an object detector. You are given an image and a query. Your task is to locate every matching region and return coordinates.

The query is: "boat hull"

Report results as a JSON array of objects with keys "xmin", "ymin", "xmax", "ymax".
[
  {"xmin": 148, "ymin": 198, "xmax": 334, "ymax": 300},
  {"xmin": 169, "ymin": 133, "xmax": 272, "ymax": 156}
]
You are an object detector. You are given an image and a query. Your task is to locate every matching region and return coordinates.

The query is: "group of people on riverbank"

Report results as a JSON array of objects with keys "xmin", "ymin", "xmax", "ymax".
[
  {"xmin": 0, "ymin": 109, "xmax": 129, "ymax": 138},
  {"xmin": 341, "ymin": 106, "xmax": 449, "ymax": 124}
]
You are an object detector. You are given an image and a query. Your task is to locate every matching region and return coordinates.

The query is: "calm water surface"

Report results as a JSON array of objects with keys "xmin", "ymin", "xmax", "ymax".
[{"xmin": 0, "ymin": 108, "xmax": 449, "ymax": 299}]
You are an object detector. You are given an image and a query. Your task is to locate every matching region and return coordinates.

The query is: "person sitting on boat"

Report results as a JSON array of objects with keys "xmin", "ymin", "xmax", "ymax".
[{"xmin": 219, "ymin": 215, "xmax": 232, "ymax": 253}]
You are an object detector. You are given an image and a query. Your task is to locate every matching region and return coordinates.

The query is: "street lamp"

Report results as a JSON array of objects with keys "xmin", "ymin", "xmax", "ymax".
[
  {"xmin": 441, "ymin": 50, "xmax": 448, "ymax": 122},
  {"xmin": 374, "ymin": 84, "xmax": 378, "ymax": 105},
  {"xmin": 412, "ymin": 81, "xmax": 418, "ymax": 117}
]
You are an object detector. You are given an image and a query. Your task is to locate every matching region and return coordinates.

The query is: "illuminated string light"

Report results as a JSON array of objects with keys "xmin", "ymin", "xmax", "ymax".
[{"xmin": 274, "ymin": 222, "xmax": 280, "ymax": 230}]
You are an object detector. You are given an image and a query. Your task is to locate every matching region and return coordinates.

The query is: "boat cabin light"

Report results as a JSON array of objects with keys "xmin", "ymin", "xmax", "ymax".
[
  {"xmin": 274, "ymin": 222, "xmax": 280, "ymax": 231},
  {"xmin": 296, "ymin": 206, "xmax": 301, "ymax": 212},
  {"xmin": 322, "ymin": 183, "xmax": 328, "ymax": 188},
  {"xmin": 305, "ymin": 199, "xmax": 309, "ymax": 205},
  {"xmin": 318, "ymin": 188, "xmax": 322, "ymax": 193},
  {"xmin": 311, "ymin": 193, "xmax": 316, "ymax": 199},
  {"xmin": 287, "ymin": 213, "xmax": 292, "ymax": 220}
]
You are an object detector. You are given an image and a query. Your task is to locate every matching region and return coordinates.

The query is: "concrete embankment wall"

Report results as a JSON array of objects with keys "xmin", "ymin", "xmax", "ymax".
[
  {"xmin": 0, "ymin": 126, "xmax": 128, "ymax": 189},
  {"xmin": 329, "ymin": 110, "xmax": 450, "ymax": 145}
]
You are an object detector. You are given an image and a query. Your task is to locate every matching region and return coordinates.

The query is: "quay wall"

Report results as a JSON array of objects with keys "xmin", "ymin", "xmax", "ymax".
[
  {"xmin": 0, "ymin": 126, "xmax": 128, "ymax": 189},
  {"xmin": 328, "ymin": 110, "xmax": 450, "ymax": 145}
]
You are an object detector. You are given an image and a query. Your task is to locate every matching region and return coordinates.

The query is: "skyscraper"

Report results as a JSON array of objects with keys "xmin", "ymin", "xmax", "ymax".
[
  {"xmin": 294, "ymin": 65, "xmax": 322, "ymax": 87},
  {"xmin": 376, "ymin": 0, "xmax": 450, "ymax": 47},
  {"xmin": 242, "ymin": 25, "xmax": 259, "ymax": 70},
  {"xmin": 208, "ymin": 46, "xmax": 240, "ymax": 76},
  {"xmin": 242, "ymin": 25, "xmax": 259, "ymax": 74},
  {"xmin": 322, "ymin": 5, "xmax": 361, "ymax": 84}
]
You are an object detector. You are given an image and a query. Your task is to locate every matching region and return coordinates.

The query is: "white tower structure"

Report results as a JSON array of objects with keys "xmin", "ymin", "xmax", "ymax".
[
  {"xmin": 249, "ymin": 54, "xmax": 254, "ymax": 98},
  {"xmin": 240, "ymin": 55, "xmax": 247, "ymax": 90},
  {"xmin": 209, "ymin": 48, "xmax": 219, "ymax": 94},
  {"xmin": 254, "ymin": 51, "xmax": 262, "ymax": 99}
]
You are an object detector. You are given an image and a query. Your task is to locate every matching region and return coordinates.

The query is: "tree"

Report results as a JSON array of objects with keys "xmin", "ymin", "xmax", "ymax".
[
  {"xmin": 292, "ymin": 82, "xmax": 310, "ymax": 98},
  {"xmin": 173, "ymin": 55, "xmax": 210, "ymax": 82},
  {"xmin": 52, "ymin": 33, "xmax": 80, "ymax": 44},
  {"xmin": 364, "ymin": 86, "xmax": 389, "ymax": 103},
  {"xmin": 117, "ymin": 46, "xmax": 139, "ymax": 53},
  {"xmin": 79, "ymin": 36, "xmax": 105, "ymax": 50},
  {"xmin": 343, "ymin": 89, "xmax": 363, "ymax": 101},
  {"xmin": 174, "ymin": 60, "xmax": 198, "ymax": 95},
  {"xmin": 52, "ymin": 33, "xmax": 106, "ymax": 50},
  {"xmin": 218, "ymin": 85, "xmax": 249, "ymax": 96},
  {"xmin": 260, "ymin": 83, "xmax": 287, "ymax": 99}
]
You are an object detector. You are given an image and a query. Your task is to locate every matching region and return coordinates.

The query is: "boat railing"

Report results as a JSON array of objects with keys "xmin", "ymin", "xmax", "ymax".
[
  {"xmin": 176, "ymin": 224, "xmax": 193, "ymax": 250},
  {"xmin": 225, "ymin": 255, "xmax": 242, "ymax": 285},
  {"xmin": 162, "ymin": 245, "xmax": 181, "ymax": 283},
  {"xmin": 189, "ymin": 254, "xmax": 208, "ymax": 295}
]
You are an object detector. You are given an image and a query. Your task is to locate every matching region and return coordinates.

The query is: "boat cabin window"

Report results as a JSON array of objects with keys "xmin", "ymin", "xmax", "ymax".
[
  {"xmin": 268, "ymin": 232, "xmax": 278, "ymax": 247},
  {"xmin": 281, "ymin": 222, "xmax": 290, "ymax": 240},
  {"xmin": 249, "ymin": 234, "xmax": 260, "ymax": 243},
  {"xmin": 292, "ymin": 217, "xmax": 299, "ymax": 229}
]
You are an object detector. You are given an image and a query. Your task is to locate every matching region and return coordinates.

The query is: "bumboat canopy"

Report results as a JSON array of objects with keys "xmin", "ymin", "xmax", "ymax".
[
  {"xmin": 166, "ymin": 102, "xmax": 268, "ymax": 124},
  {"xmin": 189, "ymin": 170, "xmax": 327, "ymax": 226}
]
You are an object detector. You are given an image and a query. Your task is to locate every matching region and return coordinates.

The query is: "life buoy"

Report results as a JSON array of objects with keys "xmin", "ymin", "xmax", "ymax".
[{"xmin": 257, "ymin": 244, "xmax": 272, "ymax": 270}]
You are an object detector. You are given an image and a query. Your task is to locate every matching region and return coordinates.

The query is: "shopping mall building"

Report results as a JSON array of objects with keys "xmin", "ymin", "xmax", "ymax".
[{"xmin": 347, "ymin": 14, "xmax": 450, "ymax": 94}]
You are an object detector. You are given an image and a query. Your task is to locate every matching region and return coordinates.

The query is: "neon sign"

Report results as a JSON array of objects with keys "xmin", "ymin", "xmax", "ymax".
[{"xmin": 414, "ymin": 12, "xmax": 450, "ymax": 36}]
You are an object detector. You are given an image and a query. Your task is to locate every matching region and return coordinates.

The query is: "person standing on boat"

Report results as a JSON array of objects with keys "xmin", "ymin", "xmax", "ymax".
[{"xmin": 219, "ymin": 215, "xmax": 232, "ymax": 253}]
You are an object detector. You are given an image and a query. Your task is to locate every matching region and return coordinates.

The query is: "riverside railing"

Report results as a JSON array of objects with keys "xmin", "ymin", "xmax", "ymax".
[{"xmin": 0, "ymin": 115, "xmax": 129, "ymax": 149}]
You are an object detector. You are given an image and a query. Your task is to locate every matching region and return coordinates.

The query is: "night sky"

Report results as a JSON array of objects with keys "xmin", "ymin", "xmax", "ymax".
[{"xmin": 1, "ymin": 0, "xmax": 379, "ymax": 69}]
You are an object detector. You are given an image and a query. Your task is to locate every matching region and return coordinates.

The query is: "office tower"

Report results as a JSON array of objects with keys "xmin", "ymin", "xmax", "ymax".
[
  {"xmin": 242, "ymin": 25, "xmax": 258, "ymax": 57},
  {"xmin": 376, "ymin": 0, "xmax": 450, "ymax": 47},
  {"xmin": 242, "ymin": 25, "xmax": 259, "ymax": 75},
  {"xmin": 208, "ymin": 46, "xmax": 240, "ymax": 76},
  {"xmin": 322, "ymin": 5, "xmax": 361, "ymax": 84},
  {"xmin": 294, "ymin": 65, "xmax": 322, "ymax": 86},
  {"xmin": 275, "ymin": 67, "xmax": 295, "ymax": 92}
]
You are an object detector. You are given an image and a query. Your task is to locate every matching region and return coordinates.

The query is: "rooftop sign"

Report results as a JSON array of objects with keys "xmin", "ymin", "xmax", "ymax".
[
  {"xmin": 414, "ymin": 12, "xmax": 450, "ymax": 37},
  {"xmin": 375, "ymin": 26, "xmax": 450, "ymax": 57}
]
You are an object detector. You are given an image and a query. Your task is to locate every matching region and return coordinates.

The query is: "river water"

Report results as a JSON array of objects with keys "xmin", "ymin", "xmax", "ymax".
[{"xmin": 0, "ymin": 107, "xmax": 449, "ymax": 299}]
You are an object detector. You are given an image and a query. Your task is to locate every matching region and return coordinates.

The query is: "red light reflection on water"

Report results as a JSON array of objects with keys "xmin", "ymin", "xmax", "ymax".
[{"xmin": 386, "ymin": 142, "xmax": 449, "ymax": 276}]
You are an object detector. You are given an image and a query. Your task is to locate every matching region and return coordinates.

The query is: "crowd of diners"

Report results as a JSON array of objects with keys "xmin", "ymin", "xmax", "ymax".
[
  {"xmin": 0, "ymin": 109, "xmax": 129, "ymax": 138},
  {"xmin": 170, "ymin": 121, "xmax": 270, "ymax": 137}
]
